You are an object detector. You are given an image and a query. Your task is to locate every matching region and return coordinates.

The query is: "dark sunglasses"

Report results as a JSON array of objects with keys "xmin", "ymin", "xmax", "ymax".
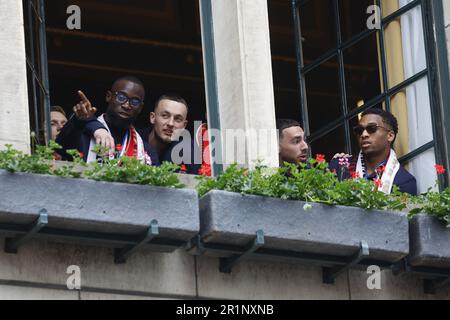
[
  {"xmin": 353, "ymin": 124, "xmax": 391, "ymax": 136},
  {"xmin": 113, "ymin": 91, "xmax": 143, "ymax": 108}
]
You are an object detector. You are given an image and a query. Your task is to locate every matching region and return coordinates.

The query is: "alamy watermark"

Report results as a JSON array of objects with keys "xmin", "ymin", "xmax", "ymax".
[
  {"xmin": 367, "ymin": 5, "xmax": 381, "ymax": 30},
  {"xmin": 66, "ymin": 5, "xmax": 81, "ymax": 30}
]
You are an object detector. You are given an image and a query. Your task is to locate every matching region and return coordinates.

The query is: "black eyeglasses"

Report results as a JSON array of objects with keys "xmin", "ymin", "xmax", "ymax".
[
  {"xmin": 353, "ymin": 124, "xmax": 391, "ymax": 136},
  {"xmin": 113, "ymin": 91, "xmax": 143, "ymax": 108}
]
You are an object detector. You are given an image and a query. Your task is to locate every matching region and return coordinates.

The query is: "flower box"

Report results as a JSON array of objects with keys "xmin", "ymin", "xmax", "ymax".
[
  {"xmin": 0, "ymin": 170, "xmax": 199, "ymax": 251},
  {"xmin": 408, "ymin": 214, "xmax": 450, "ymax": 269},
  {"xmin": 199, "ymin": 190, "xmax": 409, "ymax": 263}
]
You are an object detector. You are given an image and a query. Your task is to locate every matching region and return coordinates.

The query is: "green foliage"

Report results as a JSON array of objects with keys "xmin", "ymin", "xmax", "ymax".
[
  {"xmin": 197, "ymin": 159, "xmax": 448, "ymax": 224},
  {"xmin": 0, "ymin": 143, "xmax": 183, "ymax": 189}
]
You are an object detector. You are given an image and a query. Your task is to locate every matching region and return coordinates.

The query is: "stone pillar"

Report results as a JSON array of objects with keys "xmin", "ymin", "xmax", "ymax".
[
  {"xmin": 202, "ymin": 0, "xmax": 278, "ymax": 169},
  {"xmin": 0, "ymin": 0, "xmax": 30, "ymax": 153}
]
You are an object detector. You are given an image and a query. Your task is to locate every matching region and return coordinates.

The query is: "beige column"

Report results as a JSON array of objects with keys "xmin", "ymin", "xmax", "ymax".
[
  {"xmin": 202, "ymin": 0, "xmax": 278, "ymax": 169},
  {"xmin": 0, "ymin": 0, "xmax": 30, "ymax": 153}
]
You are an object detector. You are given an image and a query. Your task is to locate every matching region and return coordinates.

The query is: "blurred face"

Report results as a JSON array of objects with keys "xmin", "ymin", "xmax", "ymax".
[
  {"xmin": 105, "ymin": 80, "xmax": 145, "ymax": 128},
  {"xmin": 150, "ymin": 99, "xmax": 188, "ymax": 143},
  {"xmin": 356, "ymin": 114, "xmax": 395, "ymax": 157},
  {"xmin": 51, "ymin": 111, "xmax": 67, "ymax": 140},
  {"xmin": 279, "ymin": 126, "xmax": 309, "ymax": 165}
]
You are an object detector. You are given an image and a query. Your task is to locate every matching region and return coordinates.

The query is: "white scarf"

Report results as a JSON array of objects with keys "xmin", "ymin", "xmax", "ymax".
[
  {"xmin": 86, "ymin": 114, "xmax": 149, "ymax": 164},
  {"xmin": 356, "ymin": 149, "xmax": 400, "ymax": 194}
]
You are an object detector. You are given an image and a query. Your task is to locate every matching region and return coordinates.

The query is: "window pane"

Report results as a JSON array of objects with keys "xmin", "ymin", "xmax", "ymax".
[
  {"xmin": 305, "ymin": 58, "xmax": 341, "ymax": 132},
  {"xmin": 384, "ymin": 5, "xmax": 426, "ymax": 88},
  {"xmin": 268, "ymin": 0, "xmax": 301, "ymax": 120},
  {"xmin": 339, "ymin": 0, "xmax": 374, "ymax": 41},
  {"xmin": 344, "ymin": 33, "xmax": 382, "ymax": 112},
  {"xmin": 381, "ymin": 0, "xmax": 411, "ymax": 18},
  {"xmin": 310, "ymin": 126, "xmax": 346, "ymax": 162},
  {"xmin": 299, "ymin": 0, "xmax": 336, "ymax": 64}
]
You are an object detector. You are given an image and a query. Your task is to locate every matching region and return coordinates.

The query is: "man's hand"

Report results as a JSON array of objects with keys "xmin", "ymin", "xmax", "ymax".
[
  {"xmin": 94, "ymin": 129, "xmax": 115, "ymax": 152},
  {"xmin": 73, "ymin": 90, "xmax": 97, "ymax": 119}
]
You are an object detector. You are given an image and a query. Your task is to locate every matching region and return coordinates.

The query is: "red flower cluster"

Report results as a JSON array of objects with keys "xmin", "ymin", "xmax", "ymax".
[
  {"xmin": 116, "ymin": 144, "xmax": 123, "ymax": 152},
  {"xmin": 350, "ymin": 171, "xmax": 360, "ymax": 179},
  {"xmin": 180, "ymin": 164, "xmax": 188, "ymax": 173},
  {"xmin": 435, "ymin": 164, "xmax": 446, "ymax": 175},
  {"xmin": 315, "ymin": 154, "xmax": 326, "ymax": 163}
]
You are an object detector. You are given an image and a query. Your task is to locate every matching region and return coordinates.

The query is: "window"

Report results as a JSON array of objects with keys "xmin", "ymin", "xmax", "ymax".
[
  {"xmin": 23, "ymin": 0, "xmax": 51, "ymax": 145},
  {"xmin": 269, "ymin": 0, "xmax": 447, "ymax": 193}
]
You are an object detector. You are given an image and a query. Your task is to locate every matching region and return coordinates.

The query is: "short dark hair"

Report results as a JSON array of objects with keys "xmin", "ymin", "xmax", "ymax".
[
  {"xmin": 112, "ymin": 76, "xmax": 146, "ymax": 100},
  {"xmin": 51, "ymin": 105, "xmax": 67, "ymax": 117},
  {"xmin": 154, "ymin": 93, "xmax": 189, "ymax": 112},
  {"xmin": 361, "ymin": 108, "xmax": 398, "ymax": 144},
  {"xmin": 276, "ymin": 119, "xmax": 302, "ymax": 139},
  {"xmin": 361, "ymin": 108, "xmax": 398, "ymax": 134}
]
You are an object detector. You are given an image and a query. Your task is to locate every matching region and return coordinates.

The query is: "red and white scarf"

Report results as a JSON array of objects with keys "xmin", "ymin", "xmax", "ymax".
[{"xmin": 355, "ymin": 149, "xmax": 400, "ymax": 194}]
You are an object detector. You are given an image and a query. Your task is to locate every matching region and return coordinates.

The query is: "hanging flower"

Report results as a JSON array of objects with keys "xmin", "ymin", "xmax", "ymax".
[
  {"xmin": 373, "ymin": 178, "xmax": 383, "ymax": 188},
  {"xmin": 315, "ymin": 154, "xmax": 326, "ymax": 163},
  {"xmin": 338, "ymin": 157, "xmax": 350, "ymax": 168},
  {"xmin": 198, "ymin": 163, "xmax": 212, "ymax": 176},
  {"xmin": 435, "ymin": 164, "xmax": 446, "ymax": 175}
]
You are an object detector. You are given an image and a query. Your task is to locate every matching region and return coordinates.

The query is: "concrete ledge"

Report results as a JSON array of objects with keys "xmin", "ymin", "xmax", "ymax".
[
  {"xmin": 409, "ymin": 214, "xmax": 450, "ymax": 268},
  {"xmin": 199, "ymin": 190, "xmax": 409, "ymax": 263},
  {"xmin": 0, "ymin": 170, "xmax": 199, "ymax": 249}
]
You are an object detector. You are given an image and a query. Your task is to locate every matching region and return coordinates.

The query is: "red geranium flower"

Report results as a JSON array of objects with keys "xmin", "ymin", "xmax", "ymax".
[
  {"xmin": 116, "ymin": 144, "xmax": 123, "ymax": 152},
  {"xmin": 435, "ymin": 164, "xmax": 446, "ymax": 175},
  {"xmin": 180, "ymin": 164, "xmax": 188, "ymax": 173},
  {"xmin": 350, "ymin": 171, "xmax": 360, "ymax": 179},
  {"xmin": 315, "ymin": 154, "xmax": 326, "ymax": 163},
  {"xmin": 198, "ymin": 163, "xmax": 212, "ymax": 176}
]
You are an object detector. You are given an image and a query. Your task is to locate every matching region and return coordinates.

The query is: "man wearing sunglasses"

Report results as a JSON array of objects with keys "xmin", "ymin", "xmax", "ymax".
[
  {"xmin": 56, "ymin": 76, "xmax": 158, "ymax": 165},
  {"xmin": 329, "ymin": 108, "xmax": 417, "ymax": 196}
]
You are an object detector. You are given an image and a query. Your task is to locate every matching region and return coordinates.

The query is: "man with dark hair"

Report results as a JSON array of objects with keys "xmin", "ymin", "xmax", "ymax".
[
  {"xmin": 50, "ymin": 106, "xmax": 68, "ymax": 140},
  {"xmin": 277, "ymin": 119, "xmax": 309, "ymax": 165},
  {"xmin": 56, "ymin": 76, "xmax": 158, "ymax": 165},
  {"xmin": 84, "ymin": 92, "xmax": 201, "ymax": 174},
  {"xmin": 330, "ymin": 108, "xmax": 417, "ymax": 195}
]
